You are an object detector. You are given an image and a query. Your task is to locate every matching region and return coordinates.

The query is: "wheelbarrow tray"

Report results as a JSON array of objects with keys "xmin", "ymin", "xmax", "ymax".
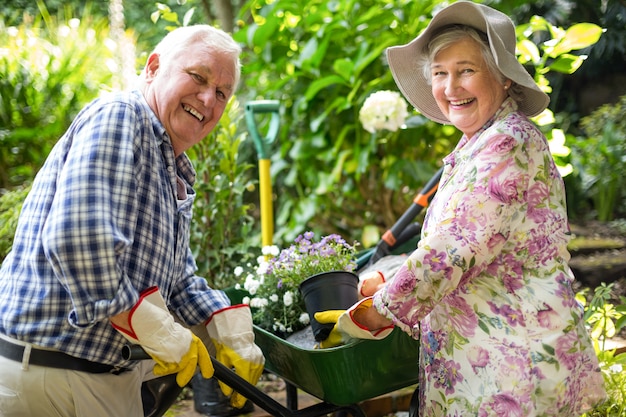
[{"xmin": 253, "ymin": 324, "xmax": 420, "ymax": 406}]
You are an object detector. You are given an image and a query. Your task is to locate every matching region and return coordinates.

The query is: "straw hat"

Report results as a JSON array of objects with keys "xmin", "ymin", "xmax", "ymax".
[{"xmin": 386, "ymin": 1, "xmax": 549, "ymax": 124}]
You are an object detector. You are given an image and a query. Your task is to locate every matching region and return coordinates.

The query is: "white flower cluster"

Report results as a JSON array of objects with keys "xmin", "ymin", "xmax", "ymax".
[
  {"xmin": 359, "ymin": 90, "xmax": 409, "ymax": 134},
  {"xmin": 235, "ymin": 245, "xmax": 311, "ymax": 334}
]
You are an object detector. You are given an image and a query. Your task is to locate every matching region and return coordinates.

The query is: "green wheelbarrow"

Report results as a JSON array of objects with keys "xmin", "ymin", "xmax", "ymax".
[
  {"xmin": 223, "ymin": 286, "xmax": 421, "ymax": 415},
  {"xmin": 126, "ymin": 298, "xmax": 420, "ymax": 417},
  {"xmin": 126, "ymin": 309, "xmax": 419, "ymax": 417}
]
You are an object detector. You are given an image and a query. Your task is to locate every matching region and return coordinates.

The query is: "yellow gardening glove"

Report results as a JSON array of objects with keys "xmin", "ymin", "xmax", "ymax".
[
  {"xmin": 314, "ymin": 297, "xmax": 394, "ymax": 349},
  {"xmin": 112, "ymin": 287, "xmax": 214, "ymax": 387},
  {"xmin": 152, "ymin": 333, "xmax": 213, "ymax": 386},
  {"xmin": 206, "ymin": 304, "xmax": 265, "ymax": 408},
  {"xmin": 312, "ymin": 310, "xmax": 346, "ymax": 348}
]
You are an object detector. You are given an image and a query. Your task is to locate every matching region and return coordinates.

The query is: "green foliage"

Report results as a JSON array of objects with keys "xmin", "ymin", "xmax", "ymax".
[
  {"xmin": 0, "ymin": 185, "xmax": 31, "ymax": 261},
  {"xmin": 233, "ymin": 0, "xmax": 607, "ymax": 246},
  {"xmin": 568, "ymin": 95, "xmax": 626, "ymax": 222},
  {"xmin": 516, "ymin": 18, "xmax": 603, "ymax": 83},
  {"xmin": 578, "ymin": 283, "xmax": 626, "ymax": 416},
  {"xmin": 515, "ymin": 16, "xmax": 603, "ymax": 178},
  {"xmin": 187, "ymin": 98, "xmax": 260, "ymax": 289},
  {"xmin": 234, "ymin": 0, "xmax": 457, "ymax": 245},
  {"xmin": 0, "ymin": 6, "xmax": 123, "ymax": 188}
]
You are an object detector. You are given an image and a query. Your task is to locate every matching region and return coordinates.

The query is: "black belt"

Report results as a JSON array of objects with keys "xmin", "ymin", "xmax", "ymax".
[{"xmin": 0, "ymin": 336, "xmax": 130, "ymax": 374}]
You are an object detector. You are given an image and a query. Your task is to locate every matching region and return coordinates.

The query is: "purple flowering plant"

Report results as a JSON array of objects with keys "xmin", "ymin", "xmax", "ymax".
[{"xmin": 238, "ymin": 232, "xmax": 358, "ymax": 336}]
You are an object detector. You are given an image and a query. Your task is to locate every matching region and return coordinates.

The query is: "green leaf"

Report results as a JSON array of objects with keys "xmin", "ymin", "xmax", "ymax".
[
  {"xmin": 150, "ymin": 11, "xmax": 161, "ymax": 24},
  {"xmin": 252, "ymin": 17, "xmax": 280, "ymax": 46},
  {"xmin": 478, "ymin": 320, "xmax": 490, "ymax": 335},
  {"xmin": 353, "ymin": 42, "xmax": 391, "ymax": 78},
  {"xmin": 161, "ymin": 11, "xmax": 179, "ymax": 24},
  {"xmin": 303, "ymin": 75, "xmax": 347, "ymax": 101},
  {"xmin": 552, "ymin": 23, "xmax": 603, "ymax": 56},
  {"xmin": 517, "ymin": 39, "xmax": 540, "ymax": 65},
  {"xmin": 543, "ymin": 343, "xmax": 555, "ymax": 355},
  {"xmin": 297, "ymin": 37, "xmax": 320, "ymax": 67},
  {"xmin": 182, "ymin": 8, "xmax": 195, "ymax": 27},
  {"xmin": 333, "ymin": 58, "xmax": 354, "ymax": 82},
  {"xmin": 547, "ymin": 54, "xmax": 585, "ymax": 74}
]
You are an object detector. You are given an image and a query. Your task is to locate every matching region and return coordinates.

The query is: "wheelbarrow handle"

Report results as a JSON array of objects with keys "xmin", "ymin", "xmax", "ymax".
[
  {"xmin": 123, "ymin": 344, "xmax": 362, "ymax": 417},
  {"xmin": 122, "ymin": 345, "xmax": 247, "ymax": 392},
  {"xmin": 383, "ymin": 166, "xmax": 443, "ymax": 245},
  {"xmin": 362, "ymin": 166, "xmax": 444, "ymax": 268},
  {"xmin": 123, "ymin": 344, "xmax": 298, "ymax": 416}
]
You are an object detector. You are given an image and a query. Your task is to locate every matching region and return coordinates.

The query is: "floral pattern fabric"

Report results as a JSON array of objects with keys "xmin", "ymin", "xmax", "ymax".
[{"xmin": 373, "ymin": 99, "xmax": 606, "ymax": 416}]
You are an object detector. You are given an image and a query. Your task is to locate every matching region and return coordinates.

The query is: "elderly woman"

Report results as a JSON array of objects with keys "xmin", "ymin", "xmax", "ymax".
[{"xmin": 316, "ymin": 2, "xmax": 607, "ymax": 416}]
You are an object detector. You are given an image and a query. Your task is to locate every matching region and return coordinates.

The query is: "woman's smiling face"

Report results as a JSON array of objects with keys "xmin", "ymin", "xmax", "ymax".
[{"xmin": 430, "ymin": 36, "xmax": 508, "ymax": 138}]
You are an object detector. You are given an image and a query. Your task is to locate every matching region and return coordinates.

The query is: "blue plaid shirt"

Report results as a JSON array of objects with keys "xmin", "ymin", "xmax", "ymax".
[{"xmin": 0, "ymin": 90, "xmax": 230, "ymax": 367}]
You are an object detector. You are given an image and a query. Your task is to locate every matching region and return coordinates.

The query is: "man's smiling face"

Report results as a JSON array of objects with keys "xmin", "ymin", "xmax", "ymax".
[{"xmin": 143, "ymin": 42, "xmax": 237, "ymax": 156}]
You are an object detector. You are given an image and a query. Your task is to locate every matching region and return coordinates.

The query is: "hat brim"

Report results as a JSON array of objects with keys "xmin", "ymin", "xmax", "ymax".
[{"xmin": 386, "ymin": 1, "xmax": 549, "ymax": 124}]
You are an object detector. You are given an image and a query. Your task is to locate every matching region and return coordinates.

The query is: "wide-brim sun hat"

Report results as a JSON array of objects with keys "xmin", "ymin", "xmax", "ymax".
[{"xmin": 386, "ymin": 1, "xmax": 550, "ymax": 124}]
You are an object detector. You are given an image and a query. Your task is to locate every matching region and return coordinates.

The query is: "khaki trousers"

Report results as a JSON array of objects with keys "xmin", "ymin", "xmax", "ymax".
[
  {"xmin": 0, "ymin": 353, "xmax": 155, "ymax": 417},
  {"xmin": 0, "ymin": 321, "xmax": 215, "ymax": 417}
]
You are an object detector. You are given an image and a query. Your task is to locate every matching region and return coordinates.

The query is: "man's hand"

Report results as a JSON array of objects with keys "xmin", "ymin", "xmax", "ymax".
[
  {"xmin": 111, "ymin": 287, "xmax": 214, "ymax": 387},
  {"xmin": 314, "ymin": 297, "xmax": 394, "ymax": 348},
  {"xmin": 206, "ymin": 305, "xmax": 265, "ymax": 408}
]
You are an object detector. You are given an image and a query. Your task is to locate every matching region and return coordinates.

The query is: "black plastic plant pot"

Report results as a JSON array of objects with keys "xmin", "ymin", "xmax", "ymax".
[{"xmin": 299, "ymin": 271, "xmax": 359, "ymax": 342}]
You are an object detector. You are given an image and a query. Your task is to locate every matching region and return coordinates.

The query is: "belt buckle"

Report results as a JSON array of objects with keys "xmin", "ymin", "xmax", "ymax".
[{"xmin": 110, "ymin": 366, "xmax": 130, "ymax": 375}]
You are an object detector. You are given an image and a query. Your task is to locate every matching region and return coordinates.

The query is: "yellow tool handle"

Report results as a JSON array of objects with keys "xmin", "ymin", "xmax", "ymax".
[{"xmin": 258, "ymin": 159, "xmax": 273, "ymax": 247}]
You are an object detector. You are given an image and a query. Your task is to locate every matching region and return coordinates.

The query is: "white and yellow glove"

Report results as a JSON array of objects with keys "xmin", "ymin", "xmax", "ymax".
[
  {"xmin": 112, "ymin": 287, "xmax": 213, "ymax": 387},
  {"xmin": 314, "ymin": 297, "xmax": 394, "ymax": 349},
  {"xmin": 358, "ymin": 270, "xmax": 386, "ymax": 298},
  {"xmin": 205, "ymin": 304, "xmax": 265, "ymax": 408}
]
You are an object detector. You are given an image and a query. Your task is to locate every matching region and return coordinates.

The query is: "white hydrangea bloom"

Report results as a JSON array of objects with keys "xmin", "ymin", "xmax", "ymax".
[
  {"xmin": 249, "ymin": 297, "xmax": 268, "ymax": 308},
  {"xmin": 359, "ymin": 90, "xmax": 409, "ymax": 133},
  {"xmin": 283, "ymin": 291, "xmax": 294, "ymax": 307},
  {"xmin": 269, "ymin": 294, "xmax": 279, "ymax": 302},
  {"xmin": 262, "ymin": 245, "xmax": 280, "ymax": 256},
  {"xmin": 243, "ymin": 274, "xmax": 261, "ymax": 295},
  {"xmin": 299, "ymin": 312, "xmax": 310, "ymax": 325},
  {"xmin": 273, "ymin": 322, "xmax": 287, "ymax": 333},
  {"xmin": 256, "ymin": 260, "xmax": 269, "ymax": 276}
]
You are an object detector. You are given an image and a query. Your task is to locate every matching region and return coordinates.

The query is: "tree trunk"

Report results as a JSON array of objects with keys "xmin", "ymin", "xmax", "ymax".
[
  {"xmin": 108, "ymin": 0, "xmax": 136, "ymax": 90},
  {"xmin": 213, "ymin": 0, "xmax": 234, "ymax": 33}
]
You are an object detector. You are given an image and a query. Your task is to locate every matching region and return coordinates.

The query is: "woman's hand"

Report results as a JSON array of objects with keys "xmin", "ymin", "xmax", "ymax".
[
  {"xmin": 352, "ymin": 300, "xmax": 392, "ymax": 331},
  {"xmin": 358, "ymin": 270, "xmax": 386, "ymax": 298}
]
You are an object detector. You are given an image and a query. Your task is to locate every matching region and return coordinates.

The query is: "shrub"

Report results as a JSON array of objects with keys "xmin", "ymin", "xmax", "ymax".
[
  {"xmin": 570, "ymin": 95, "xmax": 626, "ymax": 221},
  {"xmin": 0, "ymin": 185, "xmax": 30, "ymax": 261},
  {"xmin": 234, "ymin": 0, "xmax": 455, "ymax": 244},
  {"xmin": 0, "ymin": 8, "xmax": 124, "ymax": 188},
  {"xmin": 187, "ymin": 97, "xmax": 260, "ymax": 289},
  {"xmin": 579, "ymin": 282, "xmax": 626, "ymax": 416}
]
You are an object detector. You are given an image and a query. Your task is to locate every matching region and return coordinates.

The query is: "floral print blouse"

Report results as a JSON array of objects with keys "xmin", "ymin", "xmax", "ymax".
[{"xmin": 373, "ymin": 99, "xmax": 606, "ymax": 416}]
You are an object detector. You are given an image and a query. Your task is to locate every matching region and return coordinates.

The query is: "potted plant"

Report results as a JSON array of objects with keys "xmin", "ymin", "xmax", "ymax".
[{"xmin": 237, "ymin": 232, "xmax": 359, "ymax": 339}]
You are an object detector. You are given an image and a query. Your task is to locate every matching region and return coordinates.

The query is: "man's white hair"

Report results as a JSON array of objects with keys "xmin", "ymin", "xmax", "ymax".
[{"xmin": 141, "ymin": 25, "xmax": 242, "ymax": 88}]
